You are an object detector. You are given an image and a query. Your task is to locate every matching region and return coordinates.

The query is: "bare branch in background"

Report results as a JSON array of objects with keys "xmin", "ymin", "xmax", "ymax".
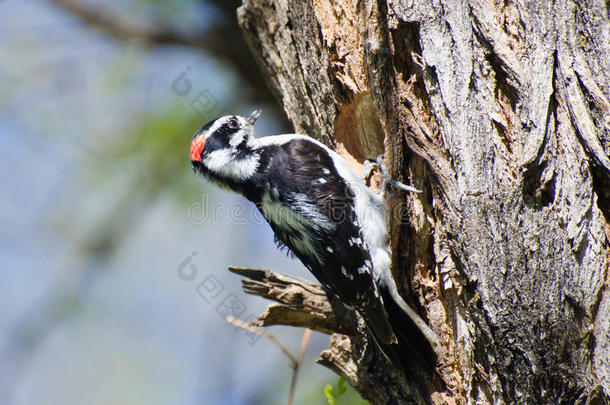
[
  {"xmin": 226, "ymin": 316, "xmax": 313, "ymax": 405},
  {"xmin": 226, "ymin": 316, "xmax": 296, "ymax": 363},
  {"xmin": 287, "ymin": 329, "xmax": 312, "ymax": 405},
  {"xmin": 46, "ymin": 0, "xmax": 286, "ymax": 119}
]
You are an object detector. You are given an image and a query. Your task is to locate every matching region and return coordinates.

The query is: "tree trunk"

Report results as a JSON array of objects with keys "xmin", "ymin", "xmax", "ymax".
[{"xmin": 236, "ymin": 0, "xmax": 610, "ymax": 403}]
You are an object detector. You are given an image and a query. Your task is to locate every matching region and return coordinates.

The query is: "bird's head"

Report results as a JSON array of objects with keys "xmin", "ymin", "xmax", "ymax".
[{"xmin": 190, "ymin": 109, "xmax": 262, "ymax": 181}]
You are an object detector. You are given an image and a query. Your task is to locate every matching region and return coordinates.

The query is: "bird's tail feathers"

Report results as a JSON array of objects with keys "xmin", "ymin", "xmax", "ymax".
[
  {"xmin": 376, "ymin": 283, "xmax": 439, "ymax": 375},
  {"xmin": 385, "ymin": 281, "xmax": 440, "ymax": 356},
  {"xmin": 361, "ymin": 302, "xmax": 397, "ymax": 345}
]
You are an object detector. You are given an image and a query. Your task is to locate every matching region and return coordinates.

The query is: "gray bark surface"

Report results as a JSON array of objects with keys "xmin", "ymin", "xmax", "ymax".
[{"xmin": 236, "ymin": 0, "xmax": 610, "ymax": 403}]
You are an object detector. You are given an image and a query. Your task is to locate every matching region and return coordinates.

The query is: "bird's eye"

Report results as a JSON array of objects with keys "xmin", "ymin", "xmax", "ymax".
[{"xmin": 228, "ymin": 118, "xmax": 240, "ymax": 129}]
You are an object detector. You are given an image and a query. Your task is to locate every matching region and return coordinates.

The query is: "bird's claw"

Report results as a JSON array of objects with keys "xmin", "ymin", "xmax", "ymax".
[
  {"xmin": 361, "ymin": 159, "xmax": 378, "ymax": 181},
  {"xmin": 361, "ymin": 154, "xmax": 422, "ymax": 196}
]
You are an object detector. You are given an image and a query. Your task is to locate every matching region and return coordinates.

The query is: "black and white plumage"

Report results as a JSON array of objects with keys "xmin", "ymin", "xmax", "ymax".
[{"xmin": 190, "ymin": 110, "xmax": 438, "ymax": 370}]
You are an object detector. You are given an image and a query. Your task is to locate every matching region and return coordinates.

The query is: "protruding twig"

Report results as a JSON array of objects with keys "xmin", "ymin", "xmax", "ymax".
[
  {"xmin": 286, "ymin": 329, "xmax": 312, "ymax": 405},
  {"xmin": 228, "ymin": 267, "xmax": 358, "ymax": 335},
  {"xmin": 226, "ymin": 315, "xmax": 295, "ymax": 363},
  {"xmin": 226, "ymin": 315, "xmax": 313, "ymax": 405}
]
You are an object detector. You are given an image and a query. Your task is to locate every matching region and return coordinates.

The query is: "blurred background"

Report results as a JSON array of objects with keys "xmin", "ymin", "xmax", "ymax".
[{"xmin": 0, "ymin": 0, "xmax": 366, "ymax": 404}]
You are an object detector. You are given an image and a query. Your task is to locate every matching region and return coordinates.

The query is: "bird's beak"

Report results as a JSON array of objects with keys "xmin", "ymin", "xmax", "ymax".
[{"xmin": 247, "ymin": 109, "xmax": 262, "ymax": 125}]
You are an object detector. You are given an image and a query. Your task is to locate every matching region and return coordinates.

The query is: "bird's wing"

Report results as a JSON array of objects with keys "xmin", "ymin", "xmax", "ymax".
[{"xmin": 255, "ymin": 137, "xmax": 396, "ymax": 344}]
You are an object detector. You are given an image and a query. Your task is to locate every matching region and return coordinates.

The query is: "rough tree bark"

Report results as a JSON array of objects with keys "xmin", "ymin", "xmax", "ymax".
[{"xmin": 235, "ymin": 0, "xmax": 610, "ymax": 403}]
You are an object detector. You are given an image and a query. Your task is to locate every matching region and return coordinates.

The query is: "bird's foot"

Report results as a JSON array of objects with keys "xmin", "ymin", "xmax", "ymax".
[
  {"xmin": 362, "ymin": 154, "xmax": 422, "ymax": 197},
  {"xmin": 360, "ymin": 159, "xmax": 378, "ymax": 181}
]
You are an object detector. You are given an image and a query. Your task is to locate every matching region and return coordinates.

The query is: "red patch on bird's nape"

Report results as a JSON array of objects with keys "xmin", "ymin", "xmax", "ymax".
[{"xmin": 190, "ymin": 133, "xmax": 206, "ymax": 162}]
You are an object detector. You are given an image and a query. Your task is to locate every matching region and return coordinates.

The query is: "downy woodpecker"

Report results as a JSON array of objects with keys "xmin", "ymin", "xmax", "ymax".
[{"xmin": 190, "ymin": 110, "xmax": 438, "ymax": 370}]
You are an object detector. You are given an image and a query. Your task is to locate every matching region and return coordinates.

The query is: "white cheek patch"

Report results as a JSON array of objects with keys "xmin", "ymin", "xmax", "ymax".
[
  {"xmin": 203, "ymin": 149, "xmax": 259, "ymax": 181},
  {"xmin": 229, "ymin": 131, "xmax": 245, "ymax": 147}
]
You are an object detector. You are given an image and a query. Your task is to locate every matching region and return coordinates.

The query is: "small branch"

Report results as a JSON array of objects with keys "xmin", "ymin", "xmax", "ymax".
[
  {"xmin": 287, "ymin": 329, "xmax": 312, "ymax": 405},
  {"xmin": 226, "ymin": 315, "xmax": 295, "ymax": 363},
  {"xmin": 226, "ymin": 315, "xmax": 312, "ymax": 405},
  {"xmin": 228, "ymin": 267, "xmax": 358, "ymax": 335},
  {"xmin": 48, "ymin": 0, "xmax": 210, "ymax": 48},
  {"xmin": 46, "ymin": 0, "xmax": 284, "ymax": 112}
]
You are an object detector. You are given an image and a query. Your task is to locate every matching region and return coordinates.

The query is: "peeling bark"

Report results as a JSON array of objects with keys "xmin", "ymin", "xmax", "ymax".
[{"xmin": 236, "ymin": 0, "xmax": 610, "ymax": 403}]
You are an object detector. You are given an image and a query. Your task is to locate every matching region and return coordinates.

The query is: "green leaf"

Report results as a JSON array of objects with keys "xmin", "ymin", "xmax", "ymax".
[
  {"xmin": 324, "ymin": 384, "xmax": 335, "ymax": 400},
  {"xmin": 337, "ymin": 377, "xmax": 347, "ymax": 396}
]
